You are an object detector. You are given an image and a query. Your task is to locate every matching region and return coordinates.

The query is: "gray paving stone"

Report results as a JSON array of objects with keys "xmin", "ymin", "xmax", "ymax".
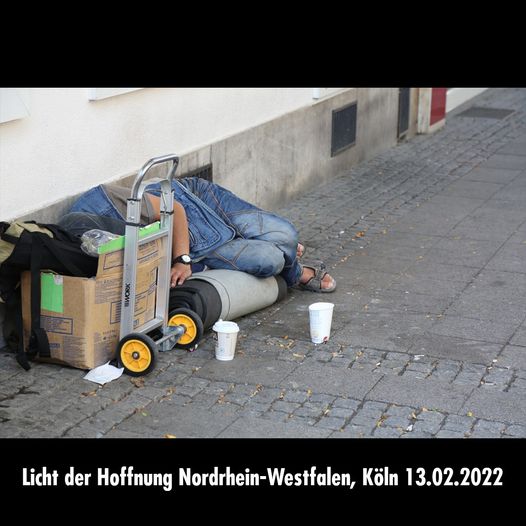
[
  {"xmin": 332, "ymin": 313, "xmax": 433, "ymax": 352},
  {"xmin": 486, "ymin": 242, "xmax": 526, "ymax": 273},
  {"xmin": 503, "ymin": 424, "xmax": 526, "ymax": 437},
  {"xmin": 482, "ymin": 154, "xmax": 526, "ymax": 170},
  {"xmin": 352, "ymin": 242, "xmax": 427, "ymax": 261},
  {"xmin": 453, "ymin": 372, "xmax": 485, "ymax": 387},
  {"xmin": 469, "ymin": 430, "xmax": 502, "ymax": 438},
  {"xmin": 507, "ymin": 231, "xmax": 526, "ymax": 244},
  {"xmin": 332, "ymin": 397, "xmax": 361, "ymax": 411},
  {"xmin": 293, "ymin": 405, "xmax": 324, "ymax": 418},
  {"xmin": 403, "ymin": 261, "xmax": 479, "ymax": 283},
  {"xmin": 448, "ymin": 208, "xmax": 526, "ymax": 240},
  {"xmin": 387, "ymin": 215, "xmax": 461, "ymax": 236},
  {"xmin": 344, "ymin": 254, "xmax": 414, "ymax": 275},
  {"xmin": 193, "ymin": 356, "xmax": 297, "ymax": 386},
  {"xmin": 383, "ymin": 415, "xmax": 411, "ymax": 428},
  {"xmin": 328, "ymin": 406, "xmax": 356, "ymax": 419},
  {"xmin": 361, "ymin": 289, "xmax": 452, "ymax": 316},
  {"xmin": 281, "ymin": 362, "xmax": 380, "ymax": 398},
  {"xmin": 491, "ymin": 185, "xmax": 526, "ymax": 202},
  {"xmin": 462, "ymin": 167, "xmax": 523, "ymax": 183},
  {"xmin": 102, "ymin": 428, "xmax": 149, "ymax": 438},
  {"xmin": 423, "ymin": 244, "xmax": 500, "ymax": 269},
  {"xmin": 351, "ymin": 411, "xmax": 383, "ymax": 427},
  {"xmin": 375, "ymin": 231, "xmax": 440, "ymax": 249},
  {"xmin": 217, "ymin": 416, "xmax": 331, "ymax": 438},
  {"xmin": 496, "ymin": 136, "xmax": 526, "ymax": 157},
  {"xmin": 438, "ymin": 180, "xmax": 503, "ymax": 200},
  {"xmin": 272, "ymin": 401, "xmax": 301, "ymax": 414},
  {"xmin": 249, "ymin": 387, "xmax": 283, "ymax": 403},
  {"xmin": 386, "ymin": 404, "xmax": 416, "ymax": 417},
  {"xmin": 424, "ymin": 194, "xmax": 488, "ymax": 213},
  {"xmin": 442, "ymin": 414, "xmax": 474, "ymax": 432},
  {"xmin": 412, "ymin": 419, "xmax": 442, "ymax": 434},
  {"xmin": 287, "ymin": 414, "xmax": 316, "ymax": 426},
  {"xmin": 373, "ymin": 426, "xmax": 404, "ymax": 438},
  {"xmin": 482, "ymin": 367, "xmax": 514, "ymax": 389},
  {"xmin": 362, "ymin": 401, "xmax": 389, "ymax": 412},
  {"xmin": 445, "ymin": 296, "xmax": 526, "ymax": 327},
  {"xmin": 428, "ymin": 316, "xmax": 519, "ymax": 344},
  {"xmin": 401, "ymin": 369, "xmax": 430, "ymax": 380},
  {"xmin": 260, "ymin": 410, "xmax": 290, "ymax": 423},
  {"xmin": 462, "ymin": 389, "xmax": 526, "ymax": 425},
  {"xmin": 510, "ymin": 326, "xmax": 526, "ymax": 347},
  {"xmin": 436, "ymin": 430, "xmax": 468, "ymax": 438},
  {"xmin": 190, "ymin": 393, "xmax": 222, "ymax": 408},
  {"xmin": 366, "ymin": 374, "xmax": 471, "ymax": 413},
  {"xmin": 401, "ymin": 430, "xmax": 435, "ymax": 438},
  {"xmin": 473, "ymin": 419, "xmax": 506, "ymax": 434},
  {"xmin": 282, "ymin": 390, "xmax": 310, "ymax": 403},
  {"xmin": 333, "ymin": 424, "xmax": 372, "ymax": 438},
  {"xmin": 409, "ymin": 334, "xmax": 501, "ymax": 364},
  {"xmin": 510, "ymin": 377, "xmax": 526, "ymax": 390},
  {"xmin": 469, "ymin": 269, "xmax": 526, "ymax": 300},
  {"xmin": 353, "ymin": 348, "xmax": 387, "ymax": 363},
  {"xmin": 224, "ymin": 386, "xmax": 257, "ymax": 405},
  {"xmin": 309, "ymin": 393, "xmax": 337, "ymax": 405},
  {"xmin": 389, "ymin": 276, "xmax": 468, "ymax": 298},
  {"xmin": 315, "ymin": 416, "xmax": 347, "ymax": 430},
  {"xmin": 115, "ymin": 404, "xmax": 239, "ymax": 438},
  {"xmin": 244, "ymin": 401, "xmax": 272, "ymax": 413}
]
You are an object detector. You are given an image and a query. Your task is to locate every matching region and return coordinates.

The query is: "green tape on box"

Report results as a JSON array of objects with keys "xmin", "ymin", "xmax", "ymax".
[
  {"xmin": 97, "ymin": 222, "xmax": 161, "ymax": 254},
  {"xmin": 41, "ymin": 273, "xmax": 64, "ymax": 313}
]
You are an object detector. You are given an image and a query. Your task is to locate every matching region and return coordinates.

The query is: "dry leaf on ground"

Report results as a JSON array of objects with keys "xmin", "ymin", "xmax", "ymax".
[
  {"xmin": 130, "ymin": 377, "xmax": 145, "ymax": 388},
  {"xmin": 81, "ymin": 390, "xmax": 98, "ymax": 397}
]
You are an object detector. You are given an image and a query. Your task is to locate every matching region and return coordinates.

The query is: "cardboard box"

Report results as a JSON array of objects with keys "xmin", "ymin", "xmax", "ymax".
[{"xmin": 21, "ymin": 236, "xmax": 165, "ymax": 370}]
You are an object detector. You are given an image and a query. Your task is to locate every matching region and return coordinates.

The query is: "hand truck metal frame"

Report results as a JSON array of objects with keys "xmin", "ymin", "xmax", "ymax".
[{"xmin": 115, "ymin": 154, "xmax": 203, "ymax": 376}]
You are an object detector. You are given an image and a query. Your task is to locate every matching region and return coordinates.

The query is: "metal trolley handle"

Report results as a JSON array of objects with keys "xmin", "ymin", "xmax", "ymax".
[
  {"xmin": 119, "ymin": 154, "xmax": 180, "ymax": 343},
  {"xmin": 130, "ymin": 154, "xmax": 180, "ymax": 201}
]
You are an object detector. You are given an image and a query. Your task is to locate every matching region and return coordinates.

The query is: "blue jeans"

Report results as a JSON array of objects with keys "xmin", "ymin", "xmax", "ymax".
[
  {"xmin": 178, "ymin": 178, "xmax": 301, "ymax": 286},
  {"xmin": 68, "ymin": 178, "xmax": 302, "ymax": 286}
]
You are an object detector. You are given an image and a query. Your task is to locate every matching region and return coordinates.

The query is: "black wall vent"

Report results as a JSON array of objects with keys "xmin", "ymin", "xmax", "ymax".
[
  {"xmin": 398, "ymin": 88, "xmax": 411, "ymax": 138},
  {"xmin": 179, "ymin": 163, "xmax": 213, "ymax": 182},
  {"xmin": 331, "ymin": 102, "xmax": 357, "ymax": 157}
]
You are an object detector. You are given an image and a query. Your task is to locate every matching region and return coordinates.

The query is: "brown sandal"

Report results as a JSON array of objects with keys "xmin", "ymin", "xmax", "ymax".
[{"xmin": 297, "ymin": 261, "xmax": 336, "ymax": 293}]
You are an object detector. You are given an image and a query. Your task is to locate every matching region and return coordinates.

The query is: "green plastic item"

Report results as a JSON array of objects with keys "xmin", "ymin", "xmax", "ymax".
[
  {"xmin": 41, "ymin": 273, "xmax": 64, "ymax": 313},
  {"xmin": 97, "ymin": 222, "xmax": 161, "ymax": 254}
]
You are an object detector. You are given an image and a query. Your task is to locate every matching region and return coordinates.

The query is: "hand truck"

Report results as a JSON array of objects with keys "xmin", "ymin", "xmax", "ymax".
[{"xmin": 115, "ymin": 154, "xmax": 203, "ymax": 376}]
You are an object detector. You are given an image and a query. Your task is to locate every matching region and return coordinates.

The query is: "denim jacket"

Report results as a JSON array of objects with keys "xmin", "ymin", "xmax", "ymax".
[
  {"xmin": 146, "ymin": 180, "xmax": 236, "ymax": 259},
  {"xmin": 69, "ymin": 180, "xmax": 235, "ymax": 259}
]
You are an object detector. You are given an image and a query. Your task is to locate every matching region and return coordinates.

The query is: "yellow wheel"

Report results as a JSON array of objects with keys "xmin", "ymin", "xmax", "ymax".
[
  {"xmin": 168, "ymin": 308, "xmax": 204, "ymax": 350},
  {"xmin": 117, "ymin": 333, "xmax": 157, "ymax": 376}
]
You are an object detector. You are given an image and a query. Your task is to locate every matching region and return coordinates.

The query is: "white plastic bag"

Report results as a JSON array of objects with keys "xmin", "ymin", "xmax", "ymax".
[{"xmin": 80, "ymin": 229, "xmax": 120, "ymax": 256}]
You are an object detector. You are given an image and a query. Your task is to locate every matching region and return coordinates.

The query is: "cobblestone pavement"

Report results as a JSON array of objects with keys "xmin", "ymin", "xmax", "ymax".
[{"xmin": 2, "ymin": 88, "xmax": 526, "ymax": 438}]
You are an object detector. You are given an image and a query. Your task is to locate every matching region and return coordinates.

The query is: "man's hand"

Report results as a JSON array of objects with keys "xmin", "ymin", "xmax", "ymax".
[{"xmin": 170, "ymin": 263, "xmax": 192, "ymax": 287}]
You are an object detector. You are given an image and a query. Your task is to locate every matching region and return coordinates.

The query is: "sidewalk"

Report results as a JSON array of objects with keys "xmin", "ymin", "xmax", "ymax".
[{"xmin": 1, "ymin": 87, "xmax": 525, "ymax": 438}]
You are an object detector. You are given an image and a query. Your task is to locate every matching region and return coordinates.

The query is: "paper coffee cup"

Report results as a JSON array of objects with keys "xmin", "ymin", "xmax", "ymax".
[
  {"xmin": 309, "ymin": 302, "xmax": 334, "ymax": 344},
  {"xmin": 212, "ymin": 320, "xmax": 240, "ymax": 361}
]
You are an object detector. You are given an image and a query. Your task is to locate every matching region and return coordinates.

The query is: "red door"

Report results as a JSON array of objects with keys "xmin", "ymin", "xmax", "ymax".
[{"xmin": 430, "ymin": 88, "xmax": 447, "ymax": 126}]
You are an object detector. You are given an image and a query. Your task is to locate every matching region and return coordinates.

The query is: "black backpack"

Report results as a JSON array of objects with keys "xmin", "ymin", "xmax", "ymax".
[{"xmin": 0, "ymin": 221, "xmax": 98, "ymax": 370}]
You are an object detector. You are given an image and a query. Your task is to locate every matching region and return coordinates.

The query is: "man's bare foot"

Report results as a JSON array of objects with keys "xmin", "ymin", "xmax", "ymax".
[{"xmin": 300, "ymin": 265, "xmax": 336, "ymax": 291}]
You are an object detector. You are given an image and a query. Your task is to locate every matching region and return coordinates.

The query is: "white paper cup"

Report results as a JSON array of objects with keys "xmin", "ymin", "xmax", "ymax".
[
  {"xmin": 212, "ymin": 320, "xmax": 240, "ymax": 361},
  {"xmin": 308, "ymin": 302, "xmax": 334, "ymax": 344}
]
